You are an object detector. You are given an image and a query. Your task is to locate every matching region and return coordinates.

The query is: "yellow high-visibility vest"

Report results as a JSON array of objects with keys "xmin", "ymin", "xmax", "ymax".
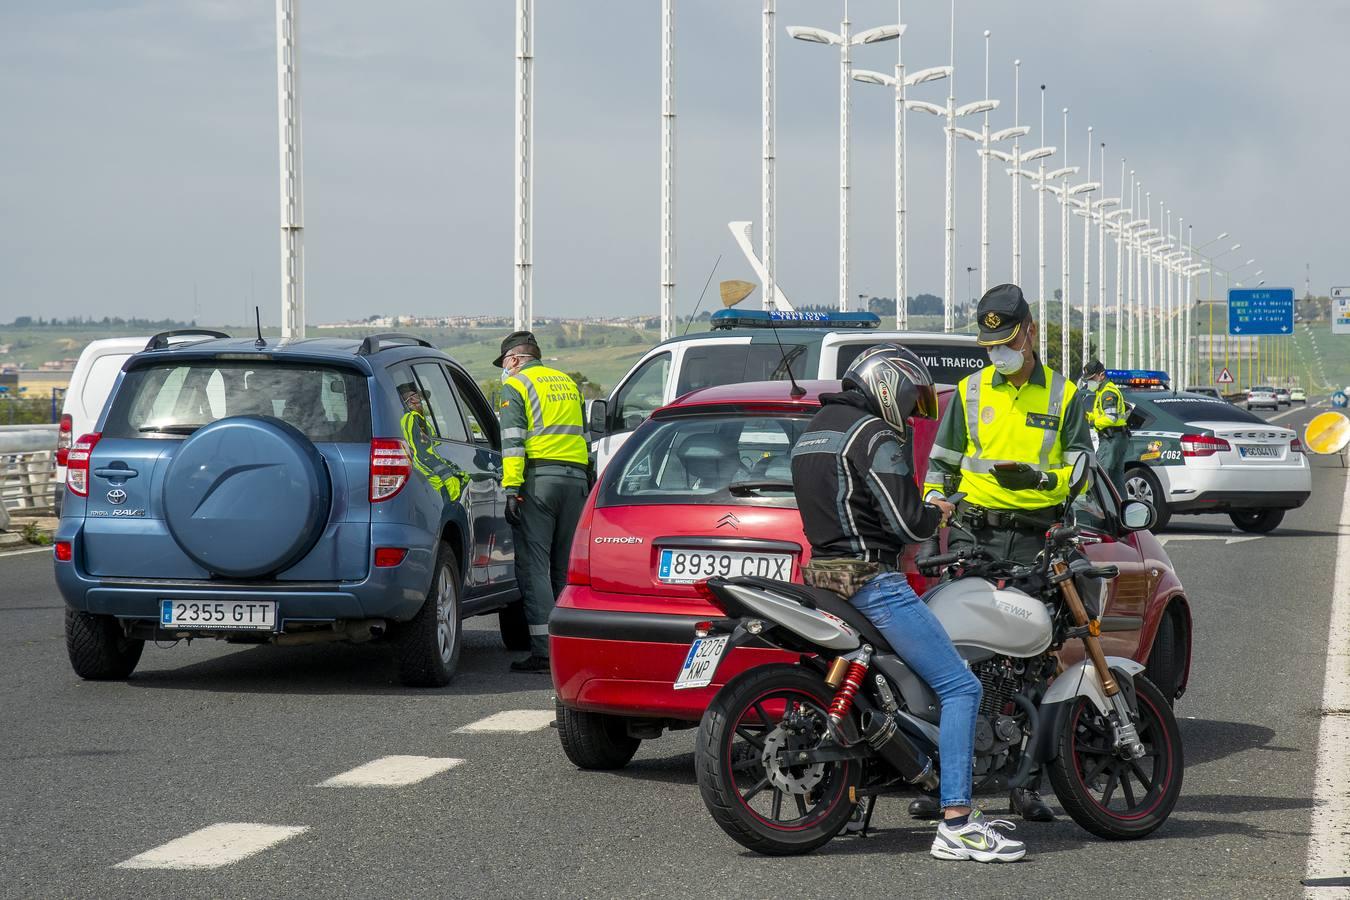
[{"xmin": 501, "ymin": 364, "xmax": 588, "ymax": 489}]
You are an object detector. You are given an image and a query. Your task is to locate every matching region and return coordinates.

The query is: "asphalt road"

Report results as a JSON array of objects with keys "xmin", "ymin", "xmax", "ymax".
[{"xmin": 1, "ymin": 403, "xmax": 1346, "ymax": 899}]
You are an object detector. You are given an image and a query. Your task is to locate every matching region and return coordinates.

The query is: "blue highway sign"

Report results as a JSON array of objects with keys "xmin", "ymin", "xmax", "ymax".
[
  {"xmin": 1333, "ymin": 391, "xmax": 1348, "ymax": 409},
  {"xmin": 1228, "ymin": 288, "xmax": 1294, "ymax": 335}
]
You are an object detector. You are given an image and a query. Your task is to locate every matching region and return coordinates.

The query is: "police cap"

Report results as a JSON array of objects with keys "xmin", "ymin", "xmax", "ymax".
[
  {"xmin": 975, "ymin": 283, "xmax": 1031, "ymax": 347},
  {"xmin": 1082, "ymin": 358, "xmax": 1106, "ymax": 378},
  {"xmin": 493, "ymin": 330, "xmax": 542, "ymax": 368}
]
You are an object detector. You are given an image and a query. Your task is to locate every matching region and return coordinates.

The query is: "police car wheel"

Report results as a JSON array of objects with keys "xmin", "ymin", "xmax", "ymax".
[
  {"xmin": 1124, "ymin": 467, "xmax": 1170, "ymax": 531},
  {"xmin": 1229, "ymin": 508, "xmax": 1284, "ymax": 534},
  {"xmin": 393, "ymin": 543, "xmax": 463, "ymax": 687}
]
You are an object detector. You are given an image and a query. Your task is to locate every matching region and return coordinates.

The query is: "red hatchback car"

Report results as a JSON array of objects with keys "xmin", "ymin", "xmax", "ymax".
[{"xmin": 550, "ymin": 380, "xmax": 1193, "ymax": 768}]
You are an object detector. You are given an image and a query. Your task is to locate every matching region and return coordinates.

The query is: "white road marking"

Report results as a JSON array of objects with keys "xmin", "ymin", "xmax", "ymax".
[
  {"xmin": 319, "ymin": 755, "xmax": 464, "ymax": 787},
  {"xmin": 115, "ymin": 823, "xmax": 308, "ymax": 870},
  {"xmin": 0, "ymin": 546, "xmax": 53, "ymax": 558},
  {"xmin": 1156, "ymin": 534, "xmax": 1262, "ymax": 546},
  {"xmin": 1305, "ymin": 470, "xmax": 1350, "ymax": 897},
  {"xmin": 456, "ymin": 710, "xmax": 555, "ymax": 733}
]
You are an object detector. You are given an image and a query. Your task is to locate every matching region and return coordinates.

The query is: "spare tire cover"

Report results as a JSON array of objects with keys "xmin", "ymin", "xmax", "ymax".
[{"xmin": 162, "ymin": 416, "xmax": 332, "ymax": 578}]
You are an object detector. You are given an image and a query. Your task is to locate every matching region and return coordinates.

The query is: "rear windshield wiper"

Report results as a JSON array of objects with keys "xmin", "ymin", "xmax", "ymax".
[
  {"xmin": 138, "ymin": 424, "xmax": 204, "ymax": 435},
  {"xmin": 728, "ymin": 480, "xmax": 795, "ymax": 496}
]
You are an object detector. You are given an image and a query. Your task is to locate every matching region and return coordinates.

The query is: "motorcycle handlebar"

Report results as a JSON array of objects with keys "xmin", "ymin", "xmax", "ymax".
[{"xmin": 1048, "ymin": 524, "xmax": 1082, "ymax": 543}]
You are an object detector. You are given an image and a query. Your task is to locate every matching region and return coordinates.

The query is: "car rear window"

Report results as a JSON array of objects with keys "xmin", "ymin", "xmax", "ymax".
[
  {"xmin": 675, "ymin": 344, "xmax": 809, "ymax": 396},
  {"xmin": 598, "ymin": 413, "xmax": 808, "ymax": 508},
  {"xmin": 1145, "ymin": 396, "xmax": 1266, "ymax": 425},
  {"xmin": 835, "ymin": 340, "xmax": 986, "ymax": 386},
  {"xmin": 103, "ymin": 360, "xmax": 372, "ymax": 442}
]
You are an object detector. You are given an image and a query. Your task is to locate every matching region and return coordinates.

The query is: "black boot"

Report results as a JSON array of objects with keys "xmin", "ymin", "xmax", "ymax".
[
  {"xmin": 907, "ymin": 796, "xmax": 941, "ymax": 820},
  {"xmin": 1009, "ymin": 786, "xmax": 1055, "ymax": 822},
  {"xmin": 510, "ymin": 654, "xmax": 551, "ymax": 673}
]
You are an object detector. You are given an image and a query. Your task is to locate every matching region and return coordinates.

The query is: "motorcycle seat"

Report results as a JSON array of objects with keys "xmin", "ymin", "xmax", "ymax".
[{"xmin": 725, "ymin": 576, "xmax": 895, "ymax": 655}]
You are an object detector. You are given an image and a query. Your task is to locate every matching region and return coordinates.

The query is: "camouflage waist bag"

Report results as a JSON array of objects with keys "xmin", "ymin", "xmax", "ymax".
[{"xmin": 801, "ymin": 558, "xmax": 882, "ymax": 601}]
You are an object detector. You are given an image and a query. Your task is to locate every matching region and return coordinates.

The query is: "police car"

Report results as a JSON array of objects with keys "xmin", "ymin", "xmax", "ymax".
[
  {"xmin": 587, "ymin": 309, "xmax": 985, "ymax": 471},
  {"xmin": 1116, "ymin": 370, "xmax": 1311, "ymax": 533}
]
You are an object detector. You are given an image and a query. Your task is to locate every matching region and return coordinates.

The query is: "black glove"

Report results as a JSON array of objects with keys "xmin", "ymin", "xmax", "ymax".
[
  {"xmin": 991, "ymin": 463, "xmax": 1055, "ymax": 492},
  {"xmin": 505, "ymin": 493, "xmax": 525, "ymax": 526}
]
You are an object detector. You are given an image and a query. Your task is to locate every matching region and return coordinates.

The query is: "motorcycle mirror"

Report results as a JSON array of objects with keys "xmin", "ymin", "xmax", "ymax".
[{"xmin": 1120, "ymin": 499, "xmax": 1156, "ymax": 532}]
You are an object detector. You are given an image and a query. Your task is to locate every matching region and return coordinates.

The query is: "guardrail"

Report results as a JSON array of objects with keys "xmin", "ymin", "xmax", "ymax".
[{"xmin": 1, "ymin": 426, "xmax": 59, "ymax": 529}]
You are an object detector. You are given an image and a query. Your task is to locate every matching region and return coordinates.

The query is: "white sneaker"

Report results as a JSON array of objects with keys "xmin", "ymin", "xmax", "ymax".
[{"xmin": 930, "ymin": 809, "xmax": 1027, "ymax": 863}]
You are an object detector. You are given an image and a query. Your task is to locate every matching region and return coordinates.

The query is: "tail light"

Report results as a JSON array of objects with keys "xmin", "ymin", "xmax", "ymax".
[
  {"xmin": 56, "ymin": 414, "xmax": 73, "ymax": 467},
  {"xmin": 66, "ymin": 433, "xmax": 101, "ymax": 496},
  {"xmin": 1290, "ymin": 438, "xmax": 1304, "ymax": 454},
  {"xmin": 370, "ymin": 439, "xmax": 410, "ymax": 502},
  {"xmin": 1180, "ymin": 433, "xmax": 1230, "ymax": 458},
  {"xmin": 374, "ymin": 547, "xmax": 409, "ymax": 567},
  {"xmin": 565, "ymin": 494, "xmax": 597, "ymax": 586},
  {"xmin": 54, "ymin": 541, "xmax": 73, "ymax": 562}
]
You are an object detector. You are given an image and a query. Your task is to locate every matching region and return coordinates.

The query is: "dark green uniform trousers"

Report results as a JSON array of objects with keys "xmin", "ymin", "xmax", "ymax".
[
  {"xmin": 1096, "ymin": 432, "xmax": 1129, "ymax": 498},
  {"xmin": 513, "ymin": 465, "xmax": 590, "ymax": 657},
  {"xmin": 947, "ymin": 521, "xmax": 1046, "ymax": 567}
]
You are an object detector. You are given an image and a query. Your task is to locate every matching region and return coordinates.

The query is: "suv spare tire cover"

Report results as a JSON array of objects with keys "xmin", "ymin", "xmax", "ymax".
[{"xmin": 162, "ymin": 416, "xmax": 332, "ymax": 578}]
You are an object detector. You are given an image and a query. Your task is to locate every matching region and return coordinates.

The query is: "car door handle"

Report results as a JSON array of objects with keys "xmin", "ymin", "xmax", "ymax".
[{"xmin": 94, "ymin": 467, "xmax": 138, "ymax": 480}]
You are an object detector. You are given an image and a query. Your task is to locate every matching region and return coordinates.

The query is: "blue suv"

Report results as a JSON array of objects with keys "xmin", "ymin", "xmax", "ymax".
[{"xmin": 54, "ymin": 331, "xmax": 522, "ymax": 686}]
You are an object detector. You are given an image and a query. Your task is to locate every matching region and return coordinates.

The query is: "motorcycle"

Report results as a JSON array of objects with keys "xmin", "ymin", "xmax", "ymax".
[{"xmin": 686, "ymin": 455, "xmax": 1183, "ymax": 855}]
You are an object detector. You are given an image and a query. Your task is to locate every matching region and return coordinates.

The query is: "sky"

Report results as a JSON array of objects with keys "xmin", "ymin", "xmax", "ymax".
[{"xmin": 2, "ymin": 0, "xmax": 1347, "ymax": 327}]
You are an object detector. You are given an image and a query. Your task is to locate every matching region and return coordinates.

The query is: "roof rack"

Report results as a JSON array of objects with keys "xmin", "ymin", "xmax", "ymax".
[
  {"xmin": 356, "ymin": 332, "xmax": 436, "ymax": 356},
  {"xmin": 144, "ymin": 329, "xmax": 231, "ymax": 351}
]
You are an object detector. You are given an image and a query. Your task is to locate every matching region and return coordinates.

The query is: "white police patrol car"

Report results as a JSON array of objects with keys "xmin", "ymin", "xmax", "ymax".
[{"xmin": 587, "ymin": 309, "xmax": 985, "ymax": 471}]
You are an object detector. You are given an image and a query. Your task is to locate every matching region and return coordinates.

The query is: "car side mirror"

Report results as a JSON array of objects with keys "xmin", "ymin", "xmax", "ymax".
[
  {"xmin": 586, "ymin": 399, "xmax": 609, "ymax": 437},
  {"xmin": 1067, "ymin": 453, "xmax": 1090, "ymax": 498},
  {"xmin": 1120, "ymin": 500, "xmax": 1155, "ymax": 533}
]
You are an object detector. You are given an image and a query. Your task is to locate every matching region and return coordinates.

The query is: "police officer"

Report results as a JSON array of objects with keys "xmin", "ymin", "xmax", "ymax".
[
  {"xmin": 1082, "ymin": 359, "xmax": 1129, "ymax": 496},
  {"xmin": 399, "ymin": 386, "xmax": 468, "ymax": 502},
  {"xmin": 495, "ymin": 331, "xmax": 591, "ymax": 674},
  {"xmin": 918, "ymin": 283, "xmax": 1093, "ymax": 824}
]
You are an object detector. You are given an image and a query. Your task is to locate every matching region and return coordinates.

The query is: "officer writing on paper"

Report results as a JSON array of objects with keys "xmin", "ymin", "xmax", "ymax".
[
  {"xmin": 495, "ymin": 331, "xmax": 591, "ymax": 674},
  {"xmin": 919, "ymin": 283, "xmax": 1093, "ymax": 824},
  {"xmin": 1081, "ymin": 359, "xmax": 1129, "ymax": 496}
]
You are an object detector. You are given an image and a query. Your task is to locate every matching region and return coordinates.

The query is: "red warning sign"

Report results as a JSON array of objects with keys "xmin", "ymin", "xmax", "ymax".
[{"xmin": 1216, "ymin": 367, "xmax": 1234, "ymax": 384}]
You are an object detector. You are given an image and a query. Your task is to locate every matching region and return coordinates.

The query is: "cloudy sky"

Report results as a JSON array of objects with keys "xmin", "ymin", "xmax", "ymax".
[{"xmin": 2, "ymin": 1, "xmax": 1347, "ymax": 326}]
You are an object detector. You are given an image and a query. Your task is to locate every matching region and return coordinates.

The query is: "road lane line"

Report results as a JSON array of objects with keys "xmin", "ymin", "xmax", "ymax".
[
  {"xmin": 319, "ymin": 755, "xmax": 464, "ymax": 787},
  {"xmin": 456, "ymin": 710, "xmax": 554, "ymax": 733},
  {"xmin": 115, "ymin": 823, "xmax": 308, "ymax": 870},
  {"xmin": 1304, "ymin": 470, "xmax": 1350, "ymax": 897},
  {"xmin": 0, "ymin": 547, "xmax": 52, "ymax": 558}
]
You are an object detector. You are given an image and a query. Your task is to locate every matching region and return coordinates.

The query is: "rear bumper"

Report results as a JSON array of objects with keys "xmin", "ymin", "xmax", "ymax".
[
  {"xmin": 549, "ymin": 601, "xmax": 792, "ymax": 721},
  {"xmin": 1161, "ymin": 464, "xmax": 1311, "ymax": 513},
  {"xmin": 1170, "ymin": 490, "xmax": 1310, "ymax": 514},
  {"xmin": 53, "ymin": 522, "xmax": 432, "ymax": 628}
]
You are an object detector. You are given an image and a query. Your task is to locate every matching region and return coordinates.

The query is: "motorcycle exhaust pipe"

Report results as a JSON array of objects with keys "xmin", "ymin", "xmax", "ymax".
[{"xmin": 859, "ymin": 707, "xmax": 939, "ymax": 792}]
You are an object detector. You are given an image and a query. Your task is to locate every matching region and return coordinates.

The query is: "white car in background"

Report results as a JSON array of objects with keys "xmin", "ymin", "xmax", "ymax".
[
  {"xmin": 54, "ymin": 331, "xmax": 227, "ymax": 508},
  {"xmin": 1245, "ymin": 386, "xmax": 1278, "ymax": 412}
]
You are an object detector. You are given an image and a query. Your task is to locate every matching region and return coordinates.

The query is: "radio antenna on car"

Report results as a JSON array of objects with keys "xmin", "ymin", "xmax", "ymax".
[
  {"xmin": 766, "ymin": 314, "xmax": 807, "ymax": 399},
  {"xmin": 253, "ymin": 306, "xmax": 266, "ymax": 349}
]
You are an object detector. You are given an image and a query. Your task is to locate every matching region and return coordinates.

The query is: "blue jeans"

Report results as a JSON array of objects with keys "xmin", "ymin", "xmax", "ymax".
[{"xmin": 850, "ymin": 571, "xmax": 981, "ymax": 809}]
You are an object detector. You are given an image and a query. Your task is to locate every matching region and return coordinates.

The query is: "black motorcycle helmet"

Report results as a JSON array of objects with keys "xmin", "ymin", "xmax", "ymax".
[{"xmin": 841, "ymin": 343, "xmax": 938, "ymax": 432}]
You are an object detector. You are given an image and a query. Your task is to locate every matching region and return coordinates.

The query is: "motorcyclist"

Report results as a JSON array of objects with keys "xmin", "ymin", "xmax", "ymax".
[{"xmin": 789, "ymin": 344, "xmax": 1027, "ymax": 863}]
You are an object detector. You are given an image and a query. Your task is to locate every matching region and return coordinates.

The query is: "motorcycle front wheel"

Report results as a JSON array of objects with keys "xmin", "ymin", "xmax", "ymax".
[
  {"xmin": 695, "ymin": 664, "xmax": 861, "ymax": 856},
  {"xmin": 1047, "ymin": 674, "xmax": 1184, "ymax": 839}
]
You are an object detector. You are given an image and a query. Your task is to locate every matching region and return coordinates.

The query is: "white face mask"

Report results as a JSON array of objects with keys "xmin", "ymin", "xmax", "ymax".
[
  {"xmin": 987, "ymin": 344, "xmax": 1025, "ymax": 375},
  {"xmin": 501, "ymin": 367, "xmax": 513, "ymax": 384},
  {"xmin": 1087, "ymin": 379, "xmax": 1103, "ymax": 392}
]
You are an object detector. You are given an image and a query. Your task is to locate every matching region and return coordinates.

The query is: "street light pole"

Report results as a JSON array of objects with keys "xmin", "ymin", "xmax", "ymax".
[
  {"xmin": 659, "ymin": 0, "xmax": 676, "ymax": 340},
  {"xmin": 1059, "ymin": 108, "xmax": 1071, "ymax": 372},
  {"xmin": 276, "ymin": 0, "xmax": 305, "ymax": 340},
  {"xmin": 762, "ymin": 0, "xmax": 776, "ymax": 311},
  {"xmin": 943, "ymin": 0, "xmax": 956, "ymax": 331},
  {"xmin": 1081, "ymin": 126, "xmax": 1093, "ymax": 367},
  {"xmin": 1012, "ymin": 60, "xmax": 1022, "ymax": 284},
  {"xmin": 513, "ymin": 0, "xmax": 533, "ymax": 332},
  {"xmin": 980, "ymin": 30, "xmax": 990, "ymax": 296},
  {"xmin": 1038, "ymin": 86, "xmax": 1048, "ymax": 360}
]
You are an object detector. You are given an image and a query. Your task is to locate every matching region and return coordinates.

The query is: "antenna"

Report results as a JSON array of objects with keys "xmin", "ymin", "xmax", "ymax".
[
  {"xmin": 683, "ymin": 255, "xmax": 722, "ymax": 336},
  {"xmin": 254, "ymin": 306, "xmax": 266, "ymax": 349},
  {"xmin": 766, "ymin": 312, "xmax": 807, "ymax": 399}
]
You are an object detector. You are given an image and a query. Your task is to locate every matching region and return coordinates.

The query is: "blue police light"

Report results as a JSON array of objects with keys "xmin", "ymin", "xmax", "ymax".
[
  {"xmin": 710, "ymin": 309, "xmax": 880, "ymax": 330},
  {"xmin": 1106, "ymin": 369, "xmax": 1170, "ymax": 389}
]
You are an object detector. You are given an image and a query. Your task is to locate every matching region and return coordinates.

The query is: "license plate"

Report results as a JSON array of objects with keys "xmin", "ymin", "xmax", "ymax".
[
  {"xmin": 673, "ymin": 636, "xmax": 729, "ymax": 690},
  {"xmin": 657, "ymin": 548, "xmax": 791, "ymax": 584},
  {"xmin": 160, "ymin": 599, "xmax": 277, "ymax": 631},
  {"xmin": 1238, "ymin": 444, "xmax": 1279, "ymax": 458}
]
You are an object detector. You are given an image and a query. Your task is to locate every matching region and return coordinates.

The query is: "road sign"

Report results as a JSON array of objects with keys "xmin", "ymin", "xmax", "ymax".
[
  {"xmin": 1228, "ymin": 287, "xmax": 1294, "ymax": 336},
  {"xmin": 1332, "ymin": 286, "xmax": 1350, "ymax": 335},
  {"xmin": 1333, "ymin": 391, "xmax": 1349, "ymax": 409},
  {"xmin": 1216, "ymin": 367, "xmax": 1234, "ymax": 384},
  {"xmin": 1304, "ymin": 412, "xmax": 1350, "ymax": 455}
]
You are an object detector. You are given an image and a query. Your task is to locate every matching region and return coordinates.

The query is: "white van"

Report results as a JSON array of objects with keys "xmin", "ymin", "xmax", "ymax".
[
  {"xmin": 54, "ymin": 331, "xmax": 228, "ymax": 504},
  {"xmin": 588, "ymin": 310, "xmax": 985, "ymax": 471}
]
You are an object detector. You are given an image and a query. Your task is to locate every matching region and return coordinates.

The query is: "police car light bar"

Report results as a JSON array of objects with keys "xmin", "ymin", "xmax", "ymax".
[
  {"xmin": 710, "ymin": 309, "xmax": 881, "ymax": 330},
  {"xmin": 1107, "ymin": 369, "xmax": 1170, "ymax": 389}
]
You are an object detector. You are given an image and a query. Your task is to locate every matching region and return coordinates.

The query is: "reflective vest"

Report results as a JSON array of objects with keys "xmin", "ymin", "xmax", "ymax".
[
  {"xmin": 501, "ymin": 363, "xmax": 588, "ymax": 489},
  {"xmin": 1089, "ymin": 381, "xmax": 1129, "ymax": 431},
  {"xmin": 945, "ymin": 364, "xmax": 1082, "ymax": 510},
  {"xmin": 401, "ymin": 409, "xmax": 464, "ymax": 501}
]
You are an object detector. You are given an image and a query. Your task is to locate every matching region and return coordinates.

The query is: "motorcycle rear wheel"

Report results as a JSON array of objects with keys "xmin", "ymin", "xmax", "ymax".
[
  {"xmin": 1047, "ymin": 674, "xmax": 1183, "ymax": 839},
  {"xmin": 695, "ymin": 664, "xmax": 860, "ymax": 856}
]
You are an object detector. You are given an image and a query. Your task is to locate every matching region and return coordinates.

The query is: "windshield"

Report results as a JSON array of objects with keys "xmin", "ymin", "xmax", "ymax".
[
  {"xmin": 835, "ymin": 340, "xmax": 986, "ymax": 386},
  {"xmin": 104, "ymin": 360, "xmax": 372, "ymax": 442},
  {"xmin": 675, "ymin": 343, "xmax": 809, "ymax": 396},
  {"xmin": 598, "ymin": 412, "xmax": 809, "ymax": 508},
  {"xmin": 1143, "ymin": 395, "xmax": 1268, "ymax": 425}
]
